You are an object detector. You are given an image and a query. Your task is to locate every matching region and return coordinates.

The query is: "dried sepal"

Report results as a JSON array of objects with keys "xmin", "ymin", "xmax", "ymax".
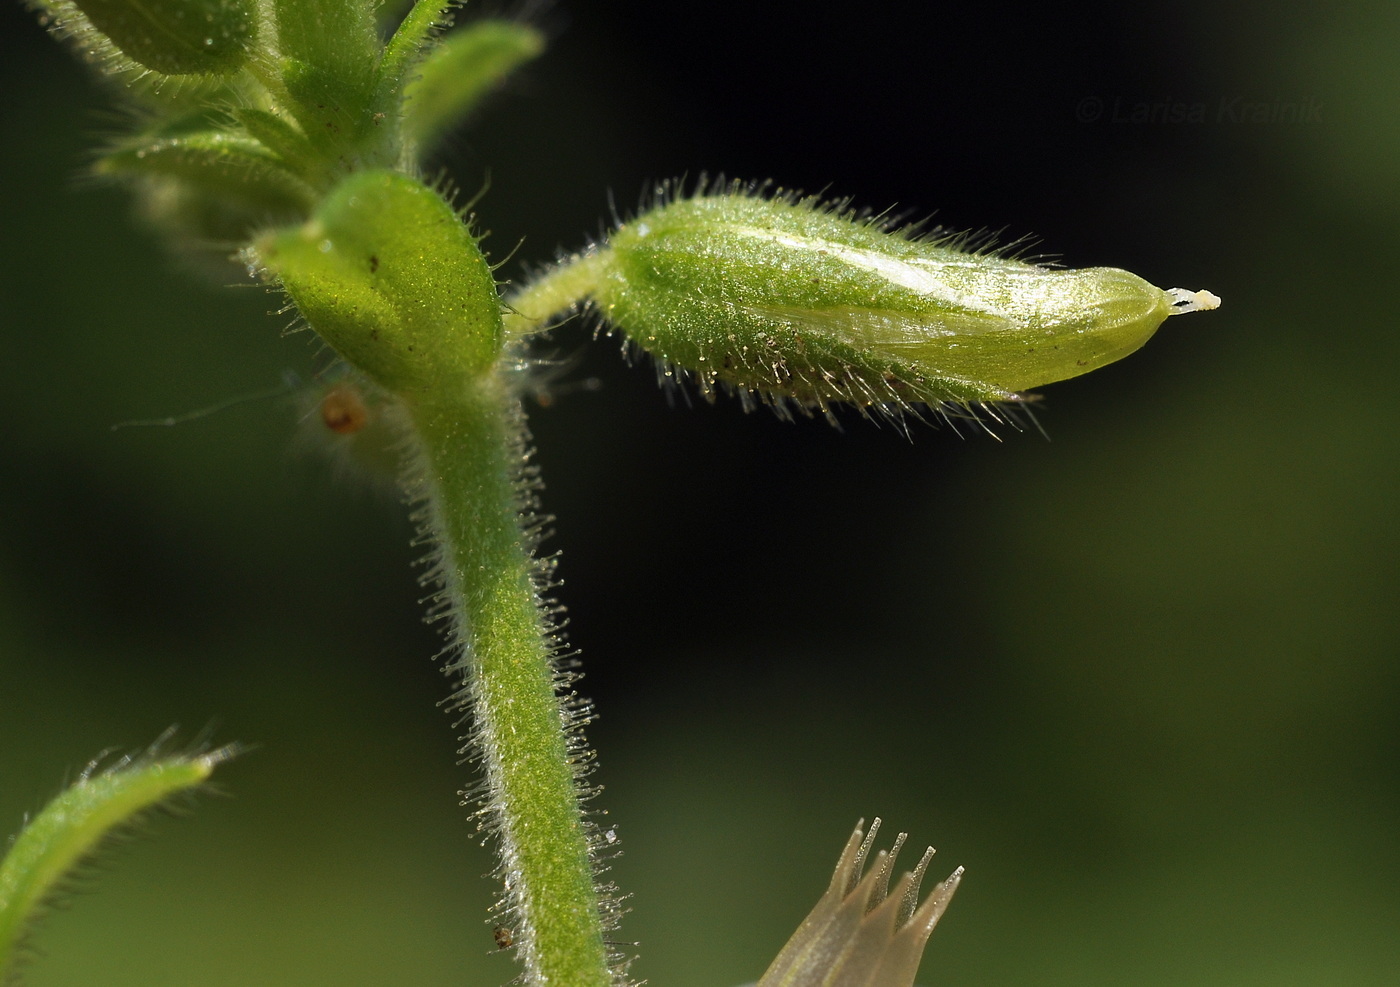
[{"xmin": 757, "ymin": 818, "xmax": 961, "ymax": 987}]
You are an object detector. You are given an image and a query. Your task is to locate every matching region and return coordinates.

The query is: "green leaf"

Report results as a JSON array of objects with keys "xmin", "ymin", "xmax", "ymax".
[
  {"xmin": 232, "ymin": 109, "xmax": 322, "ymax": 186},
  {"xmin": 97, "ymin": 130, "xmax": 317, "ymax": 250},
  {"xmin": 98, "ymin": 132, "xmax": 316, "ymax": 209},
  {"xmin": 30, "ymin": 0, "xmax": 259, "ymax": 77},
  {"xmin": 0, "ymin": 745, "xmax": 232, "ymax": 981},
  {"xmin": 378, "ymin": 0, "xmax": 455, "ymax": 103},
  {"xmin": 272, "ymin": 0, "xmax": 385, "ymax": 162},
  {"xmin": 256, "ymin": 170, "xmax": 504, "ymax": 395},
  {"xmin": 272, "ymin": 0, "xmax": 377, "ymax": 82},
  {"xmin": 402, "ymin": 20, "xmax": 546, "ymax": 154}
]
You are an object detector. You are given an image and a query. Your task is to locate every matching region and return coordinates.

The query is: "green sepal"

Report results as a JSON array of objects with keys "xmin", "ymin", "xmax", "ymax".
[
  {"xmin": 257, "ymin": 170, "xmax": 504, "ymax": 396},
  {"xmin": 402, "ymin": 20, "xmax": 546, "ymax": 154},
  {"xmin": 31, "ymin": 0, "xmax": 258, "ymax": 77},
  {"xmin": 590, "ymin": 188, "xmax": 1204, "ymax": 413},
  {"xmin": 0, "ymin": 746, "xmax": 231, "ymax": 980}
]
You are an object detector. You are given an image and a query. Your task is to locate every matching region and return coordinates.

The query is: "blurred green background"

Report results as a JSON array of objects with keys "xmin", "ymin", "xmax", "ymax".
[{"xmin": 2, "ymin": 2, "xmax": 1397, "ymax": 984}]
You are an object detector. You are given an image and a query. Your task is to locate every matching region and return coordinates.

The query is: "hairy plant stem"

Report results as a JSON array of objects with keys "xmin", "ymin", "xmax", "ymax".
[
  {"xmin": 405, "ymin": 372, "xmax": 613, "ymax": 987},
  {"xmin": 503, "ymin": 252, "xmax": 608, "ymax": 337}
]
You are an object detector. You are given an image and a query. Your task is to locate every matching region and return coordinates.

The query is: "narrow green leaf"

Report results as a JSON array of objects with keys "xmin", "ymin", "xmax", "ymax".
[
  {"xmin": 232, "ymin": 109, "xmax": 322, "ymax": 185},
  {"xmin": 0, "ymin": 747, "xmax": 232, "ymax": 981},
  {"xmin": 98, "ymin": 132, "xmax": 316, "ymax": 211},
  {"xmin": 402, "ymin": 20, "xmax": 546, "ymax": 153},
  {"xmin": 378, "ymin": 0, "xmax": 456, "ymax": 103}
]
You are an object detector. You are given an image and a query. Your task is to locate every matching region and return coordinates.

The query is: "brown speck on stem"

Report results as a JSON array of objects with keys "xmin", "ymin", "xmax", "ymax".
[{"xmin": 320, "ymin": 383, "xmax": 370, "ymax": 435}]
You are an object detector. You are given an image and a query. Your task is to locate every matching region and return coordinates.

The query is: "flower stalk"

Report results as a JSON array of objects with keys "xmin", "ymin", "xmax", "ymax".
[{"xmin": 406, "ymin": 379, "xmax": 617, "ymax": 986}]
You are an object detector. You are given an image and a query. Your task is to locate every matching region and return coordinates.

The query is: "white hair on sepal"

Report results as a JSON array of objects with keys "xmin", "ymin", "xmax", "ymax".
[{"xmin": 587, "ymin": 302, "xmax": 1035, "ymax": 438}]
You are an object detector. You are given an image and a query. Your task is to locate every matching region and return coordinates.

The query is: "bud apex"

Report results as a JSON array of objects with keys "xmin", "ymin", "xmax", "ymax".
[
  {"xmin": 591, "ymin": 189, "xmax": 1218, "ymax": 415},
  {"xmin": 256, "ymin": 171, "xmax": 503, "ymax": 396}
]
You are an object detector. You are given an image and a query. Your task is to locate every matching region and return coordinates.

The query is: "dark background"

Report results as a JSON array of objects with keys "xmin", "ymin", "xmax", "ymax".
[{"xmin": 2, "ymin": 1, "xmax": 1397, "ymax": 984}]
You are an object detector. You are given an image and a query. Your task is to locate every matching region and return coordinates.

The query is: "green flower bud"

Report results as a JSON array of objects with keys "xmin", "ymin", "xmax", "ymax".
[
  {"xmin": 255, "ymin": 170, "xmax": 503, "ymax": 396},
  {"xmin": 34, "ymin": 0, "xmax": 258, "ymax": 77},
  {"xmin": 591, "ymin": 189, "xmax": 1219, "ymax": 415}
]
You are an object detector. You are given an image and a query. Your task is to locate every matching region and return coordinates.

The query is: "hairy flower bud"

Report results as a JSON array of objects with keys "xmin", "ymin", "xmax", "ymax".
[
  {"xmin": 590, "ymin": 189, "xmax": 1219, "ymax": 416},
  {"xmin": 35, "ymin": 0, "xmax": 258, "ymax": 76},
  {"xmin": 256, "ymin": 171, "xmax": 503, "ymax": 396}
]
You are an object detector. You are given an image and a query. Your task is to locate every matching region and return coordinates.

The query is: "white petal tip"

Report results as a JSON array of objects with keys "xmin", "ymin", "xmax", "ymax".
[{"xmin": 1166, "ymin": 287, "xmax": 1222, "ymax": 314}]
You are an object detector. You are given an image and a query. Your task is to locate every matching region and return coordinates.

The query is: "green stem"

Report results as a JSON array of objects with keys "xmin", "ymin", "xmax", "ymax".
[
  {"xmin": 405, "ymin": 373, "xmax": 614, "ymax": 986},
  {"xmin": 503, "ymin": 251, "xmax": 609, "ymax": 336}
]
